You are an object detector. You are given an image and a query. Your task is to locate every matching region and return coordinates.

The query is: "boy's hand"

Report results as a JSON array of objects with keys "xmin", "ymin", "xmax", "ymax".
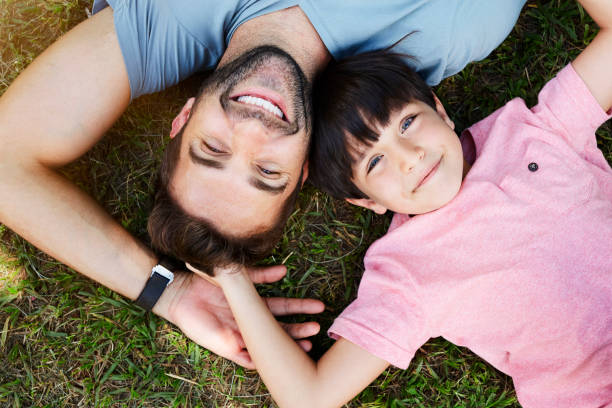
[{"xmin": 159, "ymin": 265, "xmax": 325, "ymax": 369}]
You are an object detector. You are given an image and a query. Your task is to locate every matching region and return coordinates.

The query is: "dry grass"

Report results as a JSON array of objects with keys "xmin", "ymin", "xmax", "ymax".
[{"xmin": 1, "ymin": 1, "xmax": 609, "ymax": 407}]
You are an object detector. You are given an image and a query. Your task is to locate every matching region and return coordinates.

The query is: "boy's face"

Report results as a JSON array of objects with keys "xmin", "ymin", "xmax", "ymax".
[{"xmin": 348, "ymin": 97, "xmax": 466, "ymax": 215}]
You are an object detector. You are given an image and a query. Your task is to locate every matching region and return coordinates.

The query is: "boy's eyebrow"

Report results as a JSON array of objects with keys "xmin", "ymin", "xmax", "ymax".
[
  {"xmin": 350, "ymin": 142, "xmax": 370, "ymax": 164},
  {"xmin": 354, "ymin": 149, "xmax": 367, "ymax": 163},
  {"xmin": 346, "ymin": 131, "xmax": 375, "ymax": 165}
]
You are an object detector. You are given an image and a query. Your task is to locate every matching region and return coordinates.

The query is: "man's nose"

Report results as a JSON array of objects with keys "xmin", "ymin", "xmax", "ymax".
[
  {"xmin": 398, "ymin": 145, "xmax": 425, "ymax": 174},
  {"xmin": 233, "ymin": 120, "xmax": 270, "ymax": 153}
]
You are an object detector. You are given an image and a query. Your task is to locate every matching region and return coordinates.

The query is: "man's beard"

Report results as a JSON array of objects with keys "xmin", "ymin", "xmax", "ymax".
[{"xmin": 196, "ymin": 45, "xmax": 311, "ymax": 136}]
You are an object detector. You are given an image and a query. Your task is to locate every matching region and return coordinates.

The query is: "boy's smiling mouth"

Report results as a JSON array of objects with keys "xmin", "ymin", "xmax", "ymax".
[{"xmin": 414, "ymin": 157, "xmax": 442, "ymax": 192}]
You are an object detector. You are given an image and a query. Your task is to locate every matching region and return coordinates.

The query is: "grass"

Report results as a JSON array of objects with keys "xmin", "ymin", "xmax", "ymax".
[{"xmin": 1, "ymin": 0, "xmax": 610, "ymax": 407}]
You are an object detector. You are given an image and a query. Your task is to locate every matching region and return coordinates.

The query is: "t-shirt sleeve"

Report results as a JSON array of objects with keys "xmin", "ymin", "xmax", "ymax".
[
  {"xmin": 532, "ymin": 63, "xmax": 612, "ymax": 155},
  {"xmin": 442, "ymin": 0, "xmax": 527, "ymax": 81},
  {"xmin": 299, "ymin": 0, "xmax": 526, "ymax": 86},
  {"xmin": 328, "ymin": 255, "xmax": 429, "ymax": 369},
  {"xmin": 99, "ymin": 0, "xmax": 221, "ymax": 100}
]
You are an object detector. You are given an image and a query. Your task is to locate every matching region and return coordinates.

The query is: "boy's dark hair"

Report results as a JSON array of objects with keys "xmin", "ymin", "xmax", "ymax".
[
  {"xmin": 310, "ymin": 50, "xmax": 436, "ymax": 199},
  {"xmin": 147, "ymin": 126, "xmax": 302, "ymax": 276}
]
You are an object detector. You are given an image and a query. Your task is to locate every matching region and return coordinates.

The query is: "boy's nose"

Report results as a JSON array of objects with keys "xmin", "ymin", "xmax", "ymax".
[
  {"xmin": 398, "ymin": 146, "xmax": 425, "ymax": 174},
  {"xmin": 399, "ymin": 160, "xmax": 414, "ymax": 174}
]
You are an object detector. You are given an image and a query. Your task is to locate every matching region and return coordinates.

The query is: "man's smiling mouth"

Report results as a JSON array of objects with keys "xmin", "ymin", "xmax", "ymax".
[{"xmin": 234, "ymin": 94, "xmax": 286, "ymax": 121}]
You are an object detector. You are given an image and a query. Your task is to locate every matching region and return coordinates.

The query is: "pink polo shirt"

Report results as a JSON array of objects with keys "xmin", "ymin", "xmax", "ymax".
[{"xmin": 329, "ymin": 64, "xmax": 612, "ymax": 408}]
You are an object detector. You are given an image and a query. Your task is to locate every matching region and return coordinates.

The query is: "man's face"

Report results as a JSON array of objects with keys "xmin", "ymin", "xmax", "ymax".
[{"xmin": 171, "ymin": 47, "xmax": 310, "ymax": 236}]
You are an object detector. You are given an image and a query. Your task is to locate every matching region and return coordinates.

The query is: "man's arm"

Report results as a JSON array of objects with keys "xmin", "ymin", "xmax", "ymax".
[
  {"xmin": 0, "ymin": 8, "xmax": 324, "ymax": 367},
  {"xmin": 0, "ymin": 8, "xmax": 152, "ymax": 297}
]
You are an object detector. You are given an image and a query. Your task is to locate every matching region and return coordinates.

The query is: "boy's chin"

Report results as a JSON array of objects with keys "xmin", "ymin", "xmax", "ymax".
[{"xmin": 392, "ymin": 189, "xmax": 460, "ymax": 215}]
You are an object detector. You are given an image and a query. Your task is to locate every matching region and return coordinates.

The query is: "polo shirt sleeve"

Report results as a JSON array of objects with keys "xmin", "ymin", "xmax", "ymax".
[
  {"xmin": 95, "ymin": 0, "xmax": 222, "ymax": 100},
  {"xmin": 328, "ymin": 254, "xmax": 429, "ymax": 369},
  {"xmin": 531, "ymin": 64, "xmax": 612, "ymax": 155}
]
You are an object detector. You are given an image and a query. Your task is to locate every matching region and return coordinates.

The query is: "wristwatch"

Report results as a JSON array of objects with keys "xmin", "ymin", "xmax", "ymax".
[{"xmin": 135, "ymin": 258, "xmax": 176, "ymax": 311}]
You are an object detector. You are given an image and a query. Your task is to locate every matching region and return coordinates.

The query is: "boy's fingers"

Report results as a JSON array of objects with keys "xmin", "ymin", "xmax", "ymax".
[
  {"xmin": 265, "ymin": 297, "xmax": 326, "ymax": 316},
  {"xmin": 248, "ymin": 265, "xmax": 287, "ymax": 283}
]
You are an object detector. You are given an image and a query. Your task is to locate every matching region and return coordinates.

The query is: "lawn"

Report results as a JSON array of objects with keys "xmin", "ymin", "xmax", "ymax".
[{"xmin": 1, "ymin": 0, "xmax": 610, "ymax": 407}]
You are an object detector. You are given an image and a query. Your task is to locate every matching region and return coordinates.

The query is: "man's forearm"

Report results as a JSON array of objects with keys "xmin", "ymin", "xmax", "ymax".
[
  {"xmin": 0, "ymin": 160, "xmax": 156, "ymax": 301},
  {"xmin": 0, "ymin": 8, "xmax": 174, "ymax": 315}
]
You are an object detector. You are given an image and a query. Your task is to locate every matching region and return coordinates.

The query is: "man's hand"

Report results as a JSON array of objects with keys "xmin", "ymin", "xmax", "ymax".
[{"xmin": 158, "ymin": 266, "xmax": 325, "ymax": 368}]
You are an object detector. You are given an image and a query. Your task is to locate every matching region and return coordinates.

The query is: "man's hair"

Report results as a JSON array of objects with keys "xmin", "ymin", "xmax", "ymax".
[
  {"xmin": 309, "ymin": 50, "xmax": 436, "ymax": 199},
  {"xmin": 147, "ymin": 125, "xmax": 302, "ymax": 276}
]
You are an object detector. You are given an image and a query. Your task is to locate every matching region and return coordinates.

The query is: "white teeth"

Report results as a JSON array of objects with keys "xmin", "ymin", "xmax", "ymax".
[{"xmin": 236, "ymin": 95, "xmax": 284, "ymax": 119}]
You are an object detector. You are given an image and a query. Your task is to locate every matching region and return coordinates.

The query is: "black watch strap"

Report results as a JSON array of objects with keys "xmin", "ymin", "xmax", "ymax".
[{"xmin": 135, "ymin": 259, "xmax": 175, "ymax": 311}]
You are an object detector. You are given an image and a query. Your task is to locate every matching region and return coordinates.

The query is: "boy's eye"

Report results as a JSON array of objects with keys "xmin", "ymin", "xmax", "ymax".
[
  {"xmin": 367, "ymin": 155, "xmax": 382, "ymax": 174},
  {"xmin": 401, "ymin": 115, "xmax": 416, "ymax": 133}
]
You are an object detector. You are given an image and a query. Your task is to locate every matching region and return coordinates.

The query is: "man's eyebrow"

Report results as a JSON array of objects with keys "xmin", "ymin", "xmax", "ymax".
[
  {"xmin": 189, "ymin": 144, "xmax": 286, "ymax": 194},
  {"xmin": 189, "ymin": 145, "xmax": 225, "ymax": 169},
  {"xmin": 248, "ymin": 177, "xmax": 287, "ymax": 195}
]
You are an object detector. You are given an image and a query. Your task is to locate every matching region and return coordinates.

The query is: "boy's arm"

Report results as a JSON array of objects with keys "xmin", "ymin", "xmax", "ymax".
[
  {"xmin": 571, "ymin": 0, "xmax": 612, "ymax": 112},
  {"xmin": 216, "ymin": 265, "xmax": 390, "ymax": 408}
]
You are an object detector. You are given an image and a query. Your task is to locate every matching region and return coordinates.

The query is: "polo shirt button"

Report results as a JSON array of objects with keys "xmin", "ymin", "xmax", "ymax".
[{"xmin": 528, "ymin": 162, "xmax": 539, "ymax": 172}]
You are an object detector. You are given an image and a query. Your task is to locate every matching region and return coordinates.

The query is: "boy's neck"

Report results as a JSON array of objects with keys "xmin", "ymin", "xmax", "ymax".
[{"xmin": 462, "ymin": 159, "xmax": 472, "ymax": 180}]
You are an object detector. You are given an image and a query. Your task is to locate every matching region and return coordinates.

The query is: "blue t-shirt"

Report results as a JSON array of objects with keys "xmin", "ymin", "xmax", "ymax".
[{"xmin": 93, "ymin": 0, "xmax": 526, "ymax": 100}]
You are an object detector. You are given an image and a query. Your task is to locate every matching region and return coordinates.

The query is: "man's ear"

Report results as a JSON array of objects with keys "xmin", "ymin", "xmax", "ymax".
[
  {"xmin": 432, "ymin": 94, "xmax": 455, "ymax": 130},
  {"xmin": 300, "ymin": 159, "xmax": 309, "ymax": 187},
  {"xmin": 170, "ymin": 97, "xmax": 196, "ymax": 139},
  {"xmin": 346, "ymin": 197, "xmax": 388, "ymax": 214}
]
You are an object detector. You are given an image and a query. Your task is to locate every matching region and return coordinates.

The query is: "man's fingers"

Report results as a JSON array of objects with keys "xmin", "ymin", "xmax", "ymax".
[
  {"xmin": 265, "ymin": 297, "xmax": 325, "ymax": 316},
  {"xmin": 297, "ymin": 339, "xmax": 313, "ymax": 352},
  {"xmin": 280, "ymin": 321, "xmax": 321, "ymax": 339},
  {"xmin": 247, "ymin": 265, "xmax": 287, "ymax": 283},
  {"xmin": 226, "ymin": 350, "xmax": 255, "ymax": 369}
]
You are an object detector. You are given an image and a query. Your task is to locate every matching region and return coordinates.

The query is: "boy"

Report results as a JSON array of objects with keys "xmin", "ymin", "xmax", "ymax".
[{"xmin": 196, "ymin": 1, "xmax": 612, "ymax": 406}]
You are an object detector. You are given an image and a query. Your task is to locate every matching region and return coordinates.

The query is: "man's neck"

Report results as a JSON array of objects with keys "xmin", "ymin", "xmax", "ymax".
[{"xmin": 218, "ymin": 6, "xmax": 331, "ymax": 81}]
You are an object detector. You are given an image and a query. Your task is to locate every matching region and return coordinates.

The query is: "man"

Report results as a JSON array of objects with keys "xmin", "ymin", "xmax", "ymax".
[{"xmin": 0, "ymin": 0, "xmax": 526, "ymax": 367}]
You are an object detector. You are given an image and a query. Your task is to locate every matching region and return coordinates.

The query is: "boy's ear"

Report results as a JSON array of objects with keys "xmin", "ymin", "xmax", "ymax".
[
  {"xmin": 170, "ymin": 97, "xmax": 196, "ymax": 139},
  {"xmin": 432, "ymin": 94, "xmax": 455, "ymax": 130},
  {"xmin": 346, "ymin": 198, "xmax": 388, "ymax": 214}
]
